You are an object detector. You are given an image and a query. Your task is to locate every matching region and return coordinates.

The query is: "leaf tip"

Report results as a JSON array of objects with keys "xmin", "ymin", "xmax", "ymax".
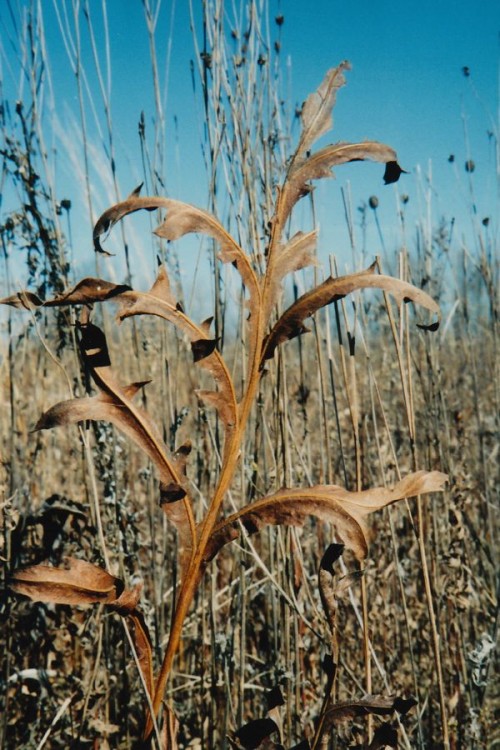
[
  {"xmin": 416, "ymin": 319, "xmax": 440, "ymax": 332},
  {"xmin": 383, "ymin": 161, "xmax": 408, "ymax": 185}
]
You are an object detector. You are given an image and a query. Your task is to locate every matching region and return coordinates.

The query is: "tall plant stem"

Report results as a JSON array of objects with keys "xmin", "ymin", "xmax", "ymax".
[
  {"xmin": 148, "ymin": 125, "xmax": 293, "ymax": 731},
  {"xmin": 146, "ymin": 301, "xmax": 266, "ymax": 736}
]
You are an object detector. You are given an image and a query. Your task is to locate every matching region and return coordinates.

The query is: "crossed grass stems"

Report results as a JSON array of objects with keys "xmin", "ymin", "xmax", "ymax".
[{"xmin": 5, "ymin": 64, "xmax": 449, "ymax": 747}]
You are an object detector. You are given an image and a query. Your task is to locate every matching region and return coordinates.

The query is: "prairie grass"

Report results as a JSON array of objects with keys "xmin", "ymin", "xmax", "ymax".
[{"xmin": 0, "ymin": 2, "xmax": 498, "ymax": 750}]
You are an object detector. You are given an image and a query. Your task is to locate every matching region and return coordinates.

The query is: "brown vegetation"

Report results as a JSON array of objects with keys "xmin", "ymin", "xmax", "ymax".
[{"xmin": 0, "ymin": 5, "xmax": 498, "ymax": 750}]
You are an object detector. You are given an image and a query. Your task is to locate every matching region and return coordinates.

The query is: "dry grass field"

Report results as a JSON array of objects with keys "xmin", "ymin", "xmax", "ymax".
[{"xmin": 0, "ymin": 3, "xmax": 498, "ymax": 749}]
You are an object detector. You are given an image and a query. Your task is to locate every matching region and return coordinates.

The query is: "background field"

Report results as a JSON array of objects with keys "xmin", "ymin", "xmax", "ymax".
[{"xmin": 1, "ymin": 2, "xmax": 498, "ymax": 749}]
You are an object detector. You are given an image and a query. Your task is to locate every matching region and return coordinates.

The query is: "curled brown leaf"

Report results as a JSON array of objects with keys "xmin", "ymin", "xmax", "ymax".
[
  {"xmin": 11, "ymin": 559, "xmax": 155, "ymax": 701},
  {"xmin": 93, "ymin": 195, "xmax": 259, "ymax": 306},
  {"xmin": 325, "ymin": 694, "xmax": 417, "ymax": 725},
  {"xmin": 34, "ymin": 321, "xmax": 196, "ymax": 559},
  {"xmin": 124, "ymin": 611, "xmax": 155, "ymax": 700},
  {"xmin": 204, "ymin": 471, "xmax": 447, "ymax": 562},
  {"xmin": 264, "ymin": 230, "xmax": 318, "ymax": 323},
  {"xmin": 0, "ymin": 291, "xmax": 43, "ymax": 310},
  {"xmin": 34, "ymin": 377, "xmax": 177, "ymax": 487},
  {"xmin": 297, "ymin": 62, "xmax": 351, "ymax": 156},
  {"xmin": 160, "ymin": 481, "xmax": 197, "ymax": 576},
  {"xmin": 278, "ymin": 141, "xmax": 401, "ymax": 226},
  {"xmin": 10, "ymin": 558, "xmax": 123, "ymax": 605},
  {"xmin": 117, "ymin": 267, "xmax": 238, "ymax": 436},
  {"xmin": 261, "ymin": 263, "xmax": 441, "ymax": 365},
  {"xmin": 94, "ymin": 193, "xmax": 263, "ymax": 374}
]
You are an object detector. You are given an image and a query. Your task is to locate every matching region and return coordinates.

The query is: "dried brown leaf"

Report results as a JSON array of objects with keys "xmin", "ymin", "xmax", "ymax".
[
  {"xmin": 160, "ymin": 482, "xmax": 196, "ymax": 576},
  {"xmin": 112, "ymin": 582, "xmax": 143, "ymax": 614},
  {"xmin": 0, "ymin": 291, "xmax": 43, "ymax": 309},
  {"xmin": 10, "ymin": 558, "xmax": 123, "ymax": 605},
  {"xmin": 298, "ymin": 62, "xmax": 351, "ymax": 155},
  {"xmin": 118, "ymin": 267, "xmax": 238, "ymax": 435},
  {"xmin": 261, "ymin": 263, "xmax": 440, "ymax": 364},
  {"xmin": 11, "ymin": 559, "xmax": 154, "ymax": 700},
  {"xmin": 34, "ymin": 377, "xmax": 177, "ymax": 486},
  {"xmin": 153, "ymin": 200, "xmax": 263, "ymax": 369},
  {"xmin": 154, "ymin": 200, "xmax": 259, "ymax": 296},
  {"xmin": 264, "ymin": 230, "xmax": 318, "ymax": 322},
  {"xmin": 93, "ymin": 195, "xmax": 168, "ymax": 253},
  {"xmin": 125, "ymin": 611, "xmax": 155, "ymax": 699},
  {"xmin": 45, "ymin": 278, "xmax": 132, "ymax": 305},
  {"xmin": 94, "ymin": 194, "xmax": 262, "ymax": 376},
  {"xmin": 37, "ymin": 322, "xmax": 198, "ymax": 562},
  {"xmin": 279, "ymin": 142, "xmax": 400, "ymax": 226},
  {"xmin": 204, "ymin": 471, "xmax": 447, "ymax": 562},
  {"xmin": 326, "ymin": 694, "xmax": 417, "ymax": 725},
  {"xmin": 36, "ymin": 266, "xmax": 233, "ymax": 431},
  {"xmin": 1, "ymin": 279, "xmax": 135, "ymax": 312},
  {"xmin": 93, "ymin": 195, "xmax": 259, "ymax": 306},
  {"xmin": 196, "ymin": 389, "xmax": 237, "ymax": 429}
]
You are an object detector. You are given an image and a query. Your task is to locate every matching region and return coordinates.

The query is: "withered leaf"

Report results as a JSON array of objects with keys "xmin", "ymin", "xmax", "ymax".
[
  {"xmin": 93, "ymin": 195, "xmax": 168, "ymax": 253},
  {"xmin": 160, "ymin": 483, "xmax": 196, "ymax": 577},
  {"xmin": 10, "ymin": 558, "xmax": 123, "ymax": 605},
  {"xmin": 204, "ymin": 471, "xmax": 447, "ymax": 562},
  {"xmin": 74, "ymin": 322, "xmax": 181, "ymax": 486},
  {"xmin": 124, "ymin": 610, "xmax": 154, "ymax": 699},
  {"xmin": 325, "ymin": 694, "xmax": 416, "ymax": 725},
  {"xmin": 112, "ymin": 582, "xmax": 143, "ymax": 614},
  {"xmin": 264, "ymin": 230, "xmax": 318, "ymax": 323},
  {"xmin": 94, "ymin": 194, "xmax": 262, "ymax": 375},
  {"xmin": 1, "ymin": 279, "xmax": 134, "ymax": 311},
  {"xmin": 34, "ymin": 379, "xmax": 177, "ymax": 486},
  {"xmin": 192, "ymin": 338, "xmax": 218, "ymax": 362},
  {"xmin": 261, "ymin": 263, "xmax": 440, "ymax": 364},
  {"xmin": 0, "ymin": 291, "xmax": 43, "ymax": 310},
  {"xmin": 154, "ymin": 201, "xmax": 263, "ymax": 371},
  {"xmin": 118, "ymin": 267, "xmax": 238, "ymax": 436},
  {"xmin": 10, "ymin": 559, "xmax": 154, "ymax": 699},
  {"xmin": 234, "ymin": 718, "xmax": 279, "ymax": 750},
  {"xmin": 43, "ymin": 278, "xmax": 132, "ymax": 306},
  {"xmin": 368, "ymin": 722, "xmax": 399, "ymax": 749},
  {"xmin": 19, "ymin": 267, "xmax": 237, "ymax": 463},
  {"xmin": 33, "ymin": 320, "xmax": 197, "ymax": 561},
  {"xmin": 93, "ymin": 195, "xmax": 259, "ymax": 305},
  {"xmin": 298, "ymin": 62, "xmax": 351, "ymax": 156},
  {"xmin": 153, "ymin": 199, "xmax": 260, "ymax": 304},
  {"xmin": 384, "ymin": 161, "xmax": 407, "ymax": 185},
  {"xmin": 18, "ymin": 267, "xmax": 235, "ymax": 494},
  {"xmin": 196, "ymin": 389, "xmax": 236, "ymax": 429},
  {"xmin": 278, "ymin": 142, "xmax": 401, "ymax": 226}
]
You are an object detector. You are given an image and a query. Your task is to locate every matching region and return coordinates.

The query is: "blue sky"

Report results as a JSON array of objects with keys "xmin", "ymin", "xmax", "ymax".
[{"xmin": 1, "ymin": 0, "xmax": 498, "ymax": 291}]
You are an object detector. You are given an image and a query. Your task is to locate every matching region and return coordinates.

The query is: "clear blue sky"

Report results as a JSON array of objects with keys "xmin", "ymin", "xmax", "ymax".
[{"xmin": 1, "ymin": 0, "xmax": 498, "ymax": 288}]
